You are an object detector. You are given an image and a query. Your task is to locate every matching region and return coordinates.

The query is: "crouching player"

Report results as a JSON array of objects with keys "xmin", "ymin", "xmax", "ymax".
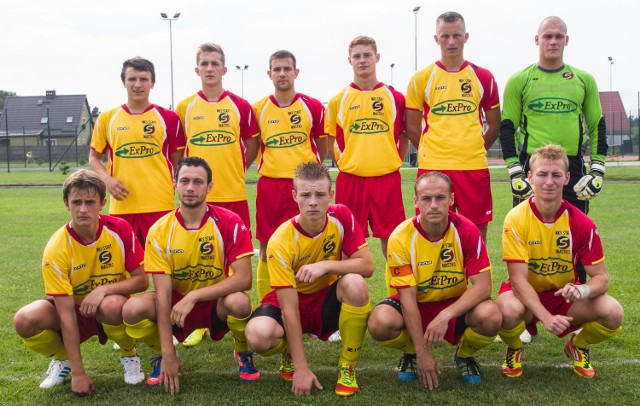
[
  {"xmin": 497, "ymin": 144, "xmax": 623, "ymax": 378},
  {"xmin": 122, "ymin": 157, "xmax": 258, "ymax": 395},
  {"xmin": 245, "ymin": 162, "xmax": 373, "ymax": 397},
  {"xmin": 13, "ymin": 169, "xmax": 148, "ymax": 396},
  {"xmin": 368, "ymin": 172, "xmax": 500, "ymax": 389}
]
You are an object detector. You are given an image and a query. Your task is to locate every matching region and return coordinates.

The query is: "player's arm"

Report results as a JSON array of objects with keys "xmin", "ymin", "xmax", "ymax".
[
  {"xmin": 425, "ymin": 271, "xmax": 491, "ymax": 348},
  {"xmin": 169, "ymin": 149, "xmax": 184, "ymax": 173},
  {"xmin": 316, "ymin": 136, "xmax": 329, "ymax": 163},
  {"xmin": 405, "ymin": 109, "xmax": 422, "ymax": 150},
  {"xmin": 170, "ymin": 256, "xmax": 252, "ymax": 327},
  {"xmin": 294, "ymin": 247, "xmax": 373, "ymax": 284},
  {"xmin": 397, "ymin": 287, "xmax": 440, "ymax": 390},
  {"xmin": 80, "ymin": 265, "xmax": 148, "ymax": 317},
  {"xmin": 53, "ymin": 295, "xmax": 95, "ymax": 396},
  {"xmin": 499, "ymin": 75, "xmax": 523, "ymax": 166},
  {"xmin": 508, "ymin": 262, "xmax": 572, "ymax": 335},
  {"xmin": 555, "ymin": 262, "xmax": 609, "ymax": 302},
  {"xmin": 483, "ymin": 107, "xmax": 501, "ymax": 151},
  {"xmin": 88, "ymin": 149, "xmax": 129, "ymax": 201},
  {"xmin": 276, "ymin": 287, "xmax": 323, "ymax": 396},
  {"xmin": 244, "ymin": 136, "xmax": 260, "ymax": 169},
  {"xmin": 399, "ymin": 131, "xmax": 410, "ymax": 160},
  {"xmin": 152, "ymin": 273, "xmax": 184, "ymax": 395}
]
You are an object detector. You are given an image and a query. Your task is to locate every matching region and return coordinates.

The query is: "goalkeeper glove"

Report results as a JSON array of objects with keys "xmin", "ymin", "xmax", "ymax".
[
  {"xmin": 508, "ymin": 162, "xmax": 533, "ymax": 199},
  {"xmin": 574, "ymin": 161, "xmax": 605, "ymax": 201}
]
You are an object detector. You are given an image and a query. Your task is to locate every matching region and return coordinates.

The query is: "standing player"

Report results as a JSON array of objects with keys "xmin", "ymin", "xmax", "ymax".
[
  {"xmin": 405, "ymin": 11, "xmax": 500, "ymax": 242},
  {"xmin": 368, "ymin": 172, "xmax": 500, "ymax": 389},
  {"xmin": 245, "ymin": 163, "xmax": 373, "ymax": 397},
  {"xmin": 13, "ymin": 170, "xmax": 148, "ymax": 396},
  {"xmin": 325, "ymin": 35, "xmax": 408, "ymax": 259},
  {"xmin": 500, "ymin": 16, "xmax": 607, "ymax": 215},
  {"xmin": 122, "ymin": 157, "xmax": 259, "ymax": 395},
  {"xmin": 252, "ymin": 50, "xmax": 327, "ymax": 301},
  {"xmin": 176, "ymin": 43, "xmax": 259, "ymax": 230},
  {"xmin": 89, "ymin": 57, "xmax": 185, "ymax": 245},
  {"xmin": 496, "ymin": 145, "xmax": 623, "ymax": 379}
]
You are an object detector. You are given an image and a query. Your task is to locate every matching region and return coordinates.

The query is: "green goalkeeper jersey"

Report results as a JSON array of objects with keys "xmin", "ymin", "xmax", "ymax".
[{"xmin": 500, "ymin": 63, "xmax": 607, "ymax": 165}]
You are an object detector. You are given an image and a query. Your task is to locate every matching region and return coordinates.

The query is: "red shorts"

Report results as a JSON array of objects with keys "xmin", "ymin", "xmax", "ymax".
[
  {"xmin": 417, "ymin": 169, "xmax": 492, "ymax": 227},
  {"xmin": 258, "ymin": 283, "xmax": 340, "ymax": 340},
  {"xmin": 498, "ymin": 282, "xmax": 580, "ymax": 338},
  {"xmin": 170, "ymin": 291, "xmax": 229, "ymax": 342},
  {"xmin": 210, "ymin": 200, "xmax": 252, "ymax": 233},
  {"xmin": 256, "ymin": 177, "xmax": 299, "ymax": 243},
  {"xmin": 45, "ymin": 298, "xmax": 108, "ymax": 345},
  {"xmin": 115, "ymin": 211, "xmax": 171, "ymax": 245},
  {"xmin": 382, "ymin": 295, "xmax": 466, "ymax": 345},
  {"xmin": 336, "ymin": 171, "xmax": 405, "ymax": 238}
]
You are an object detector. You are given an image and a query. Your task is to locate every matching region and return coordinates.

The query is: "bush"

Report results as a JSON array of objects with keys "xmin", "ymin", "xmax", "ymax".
[{"xmin": 59, "ymin": 161, "xmax": 70, "ymax": 175}]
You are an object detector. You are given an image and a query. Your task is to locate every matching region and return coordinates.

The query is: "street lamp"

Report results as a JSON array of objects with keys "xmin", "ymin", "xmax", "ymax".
[
  {"xmin": 608, "ymin": 56, "xmax": 616, "ymax": 154},
  {"xmin": 160, "ymin": 12, "xmax": 181, "ymax": 109},
  {"xmin": 236, "ymin": 65, "xmax": 249, "ymax": 98},
  {"xmin": 413, "ymin": 6, "xmax": 421, "ymax": 72},
  {"xmin": 390, "ymin": 63, "xmax": 395, "ymax": 87}
]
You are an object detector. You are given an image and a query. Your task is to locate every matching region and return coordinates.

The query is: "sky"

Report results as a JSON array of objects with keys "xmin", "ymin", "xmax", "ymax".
[{"xmin": 2, "ymin": 0, "xmax": 639, "ymax": 117}]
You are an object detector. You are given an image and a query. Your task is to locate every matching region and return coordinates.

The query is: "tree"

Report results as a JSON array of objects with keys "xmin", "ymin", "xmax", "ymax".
[{"xmin": 0, "ymin": 90, "xmax": 17, "ymax": 110}]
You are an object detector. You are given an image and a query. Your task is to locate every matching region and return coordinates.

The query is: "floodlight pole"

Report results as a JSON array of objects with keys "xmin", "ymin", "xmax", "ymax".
[
  {"xmin": 236, "ymin": 65, "xmax": 249, "ymax": 98},
  {"xmin": 413, "ymin": 6, "xmax": 421, "ymax": 72},
  {"xmin": 161, "ymin": 12, "xmax": 181, "ymax": 109}
]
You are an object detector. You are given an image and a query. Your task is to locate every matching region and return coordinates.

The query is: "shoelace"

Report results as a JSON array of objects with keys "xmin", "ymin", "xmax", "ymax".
[
  {"xmin": 398, "ymin": 355, "xmax": 415, "ymax": 372},
  {"xmin": 459, "ymin": 357, "xmax": 482, "ymax": 376},
  {"xmin": 339, "ymin": 365, "xmax": 355, "ymax": 385},
  {"xmin": 505, "ymin": 348, "xmax": 519, "ymax": 368}
]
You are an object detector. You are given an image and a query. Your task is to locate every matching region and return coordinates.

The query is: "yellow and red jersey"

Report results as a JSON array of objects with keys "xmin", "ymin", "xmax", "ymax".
[
  {"xmin": 502, "ymin": 198, "xmax": 605, "ymax": 292},
  {"xmin": 253, "ymin": 93, "xmax": 326, "ymax": 179},
  {"xmin": 267, "ymin": 204, "xmax": 367, "ymax": 295},
  {"xmin": 42, "ymin": 215, "xmax": 144, "ymax": 305},
  {"xmin": 406, "ymin": 61, "xmax": 500, "ymax": 170},
  {"xmin": 176, "ymin": 91, "xmax": 259, "ymax": 202},
  {"xmin": 388, "ymin": 212, "xmax": 491, "ymax": 303},
  {"xmin": 90, "ymin": 104, "xmax": 185, "ymax": 214},
  {"xmin": 144, "ymin": 204, "xmax": 254, "ymax": 296},
  {"xmin": 325, "ymin": 83, "xmax": 405, "ymax": 177}
]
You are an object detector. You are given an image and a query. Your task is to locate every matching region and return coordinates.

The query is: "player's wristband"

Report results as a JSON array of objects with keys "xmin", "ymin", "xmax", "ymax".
[{"xmin": 589, "ymin": 161, "xmax": 605, "ymax": 177}]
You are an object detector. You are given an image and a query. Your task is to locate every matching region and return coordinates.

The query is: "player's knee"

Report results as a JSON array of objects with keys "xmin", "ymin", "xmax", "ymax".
[
  {"xmin": 601, "ymin": 297, "xmax": 624, "ymax": 328},
  {"xmin": 122, "ymin": 295, "xmax": 151, "ymax": 324},
  {"xmin": 245, "ymin": 319, "xmax": 278, "ymax": 353},
  {"xmin": 13, "ymin": 307, "xmax": 32, "ymax": 337},
  {"xmin": 367, "ymin": 307, "xmax": 398, "ymax": 341},
  {"xmin": 338, "ymin": 274, "xmax": 369, "ymax": 306},
  {"xmin": 497, "ymin": 295, "xmax": 524, "ymax": 327},
  {"xmin": 97, "ymin": 295, "xmax": 126, "ymax": 324},
  {"xmin": 222, "ymin": 292, "xmax": 252, "ymax": 319},
  {"xmin": 470, "ymin": 301, "xmax": 502, "ymax": 335}
]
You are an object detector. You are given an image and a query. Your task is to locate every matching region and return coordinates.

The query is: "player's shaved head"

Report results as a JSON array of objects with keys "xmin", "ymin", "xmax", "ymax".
[
  {"xmin": 63, "ymin": 169, "xmax": 106, "ymax": 202},
  {"xmin": 197, "ymin": 43, "xmax": 225, "ymax": 65},
  {"xmin": 349, "ymin": 36, "xmax": 377, "ymax": 55},
  {"xmin": 121, "ymin": 57, "xmax": 155, "ymax": 83},
  {"xmin": 436, "ymin": 11, "xmax": 466, "ymax": 31},
  {"xmin": 415, "ymin": 172, "xmax": 453, "ymax": 195},
  {"xmin": 175, "ymin": 156, "xmax": 213, "ymax": 184},
  {"xmin": 269, "ymin": 50, "xmax": 297, "ymax": 69},
  {"xmin": 293, "ymin": 162, "xmax": 332, "ymax": 191},
  {"xmin": 538, "ymin": 16, "xmax": 567, "ymax": 35},
  {"xmin": 529, "ymin": 144, "xmax": 570, "ymax": 172}
]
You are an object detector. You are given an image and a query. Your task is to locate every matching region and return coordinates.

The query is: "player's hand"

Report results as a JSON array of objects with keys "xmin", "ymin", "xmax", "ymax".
[
  {"xmin": 291, "ymin": 367, "xmax": 323, "ymax": 396},
  {"xmin": 104, "ymin": 176, "xmax": 130, "ymax": 201},
  {"xmin": 555, "ymin": 283, "xmax": 591, "ymax": 303},
  {"xmin": 295, "ymin": 263, "xmax": 327, "ymax": 284},
  {"xmin": 71, "ymin": 372, "xmax": 95, "ymax": 397},
  {"xmin": 416, "ymin": 349, "xmax": 440, "ymax": 390},
  {"xmin": 79, "ymin": 287, "xmax": 107, "ymax": 317},
  {"xmin": 424, "ymin": 313, "xmax": 450, "ymax": 348},
  {"xmin": 574, "ymin": 161, "xmax": 605, "ymax": 201},
  {"xmin": 541, "ymin": 314, "xmax": 573, "ymax": 336},
  {"xmin": 171, "ymin": 295, "xmax": 196, "ymax": 328},
  {"xmin": 160, "ymin": 354, "xmax": 185, "ymax": 395},
  {"xmin": 508, "ymin": 163, "xmax": 533, "ymax": 199}
]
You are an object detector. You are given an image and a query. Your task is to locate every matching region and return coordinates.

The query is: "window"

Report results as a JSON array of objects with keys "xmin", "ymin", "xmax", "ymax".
[
  {"xmin": 40, "ymin": 117, "xmax": 48, "ymax": 124},
  {"xmin": 44, "ymin": 139, "xmax": 57, "ymax": 146},
  {"xmin": 66, "ymin": 116, "xmax": 73, "ymax": 123}
]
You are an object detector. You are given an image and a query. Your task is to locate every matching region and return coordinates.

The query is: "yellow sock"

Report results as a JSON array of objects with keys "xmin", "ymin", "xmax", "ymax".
[
  {"xmin": 573, "ymin": 321, "xmax": 622, "ymax": 348},
  {"xmin": 384, "ymin": 266, "xmax": 398, "ymax": 297},
  {"xmin": 227, "ymin": 312, "xmax": 252, "ymax": 353},
  {"xmin": 499, "ymin": 321, "xmax": 526, "ymax": 349},
  {"xmin": 457, "ymin": 327, "xmax": 496, "ymax": 358},
  {"xmin": 261, "ymin": 338, "xmax": 289, "ymax": 357},
  {"xmin": 379, "ymin": 329, "xmax": 416, "ymax": 355},
  {"xmin": 21, "ymin": 329, "xmax": 67, "ymax": 360},
  {"xmin": 124, "ymin": 319, "xmax": 161, "ymax": 354},
  {"xmin": 103, "ymin": 322, "xmax": 137, "ymax": 357},
  {"xmin": 338, "ymin": 302, "xmax": 371, "ymax": 366},
  {"xmin": 256, "ymin": 259, "xmax": 271, "ymax": 301}
]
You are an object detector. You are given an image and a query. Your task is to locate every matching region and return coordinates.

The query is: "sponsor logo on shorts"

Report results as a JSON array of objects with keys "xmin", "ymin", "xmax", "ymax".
[
  {"xmin": 189, "ymin": 130, "xmax": 237, "ymax": 147},
  {"xmin": 114, "ymin": 142, "xmax": 161, "ymax": 158},
  {"xmin": 349, "ymin": 118, "xmax": 390, "ymax": 134},
  {"xmin": 527, "ymin": 98, "xmax": 578, "ymax": 114},
  {"xmin": 265, "ymin": 131, "xmax": 308, "ymax": 148},
  {"xmin": 430, "ymin": 99, "xmax": 477, "ymax": 116}
]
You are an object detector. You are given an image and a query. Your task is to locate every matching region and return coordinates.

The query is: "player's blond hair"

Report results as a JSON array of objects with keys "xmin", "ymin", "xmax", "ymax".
[
  {"xmin": 529, "ymin": 144, "xmax": 570, "ymax": 172},
  {"xmin": 348, "ymin": 36, "xmax": 377, "ymax": 55},
  {"xmin": 415, "ymin": 172, "xmax": 453, "ymax": 195},
  {"xmin": 63, "ymin": 169, "xmax": 106, "ymax": 202},
  {"xmin": 293, "ymin": 162, "xmax": 332, "ymax": 191},
  {"xmin": 197, "ymin": 43, "xmax": 225, "ymax": 65}
]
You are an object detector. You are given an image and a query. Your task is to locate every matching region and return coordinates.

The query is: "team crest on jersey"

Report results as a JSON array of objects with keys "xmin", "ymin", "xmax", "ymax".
[
  {"xmin": 349, "ymin": 118, "xmax": 390, "ymax": 134},
  {"xmin": 528, "ymin": 98, "xmax": 577, "ymax": 114},
  {"xmin": 218, "ymin": 112, "xmax": 230, "ymax": 123},
  {"xmin": 173, "ymin": 265, "xmax": 224, "ymax": 282},
  {"xmin": 143, "ymin": 123, "xmax": 155, "ymax": 134},
  {"xmin": 99, "ymin": 250, "xmax": 112, "ymax": 264},
  {"xmin": 431, "ymin": 100, "xmax": 477, "ymax": 116},
  {"xmin": 114, "ymin": 142, "xmax": 161, "ymax": 158},
  {"xmin": 190, "ymin": 130, "xmax": 237, "ymax": 147},
  {"xmin": 562, "ymin": 72, "xmax": 574, "ymax": 80},
  {"xmin": 460, "ymin": 82, "xmax": 472, "ymax": 94},
  {"xmin": 289, "ymin": 113, "xmax": 302, "ymax": 125},
  {"xmin": 200, "ymin": 241, "xmax": 214, "ymax": 256},
  {"xmin": 372, "ymin": 100, "xmax": 384, "ymax": 112},
  {"xmin": 265, "ymin": 131, "xmax": 308, "ymax": 148}
]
